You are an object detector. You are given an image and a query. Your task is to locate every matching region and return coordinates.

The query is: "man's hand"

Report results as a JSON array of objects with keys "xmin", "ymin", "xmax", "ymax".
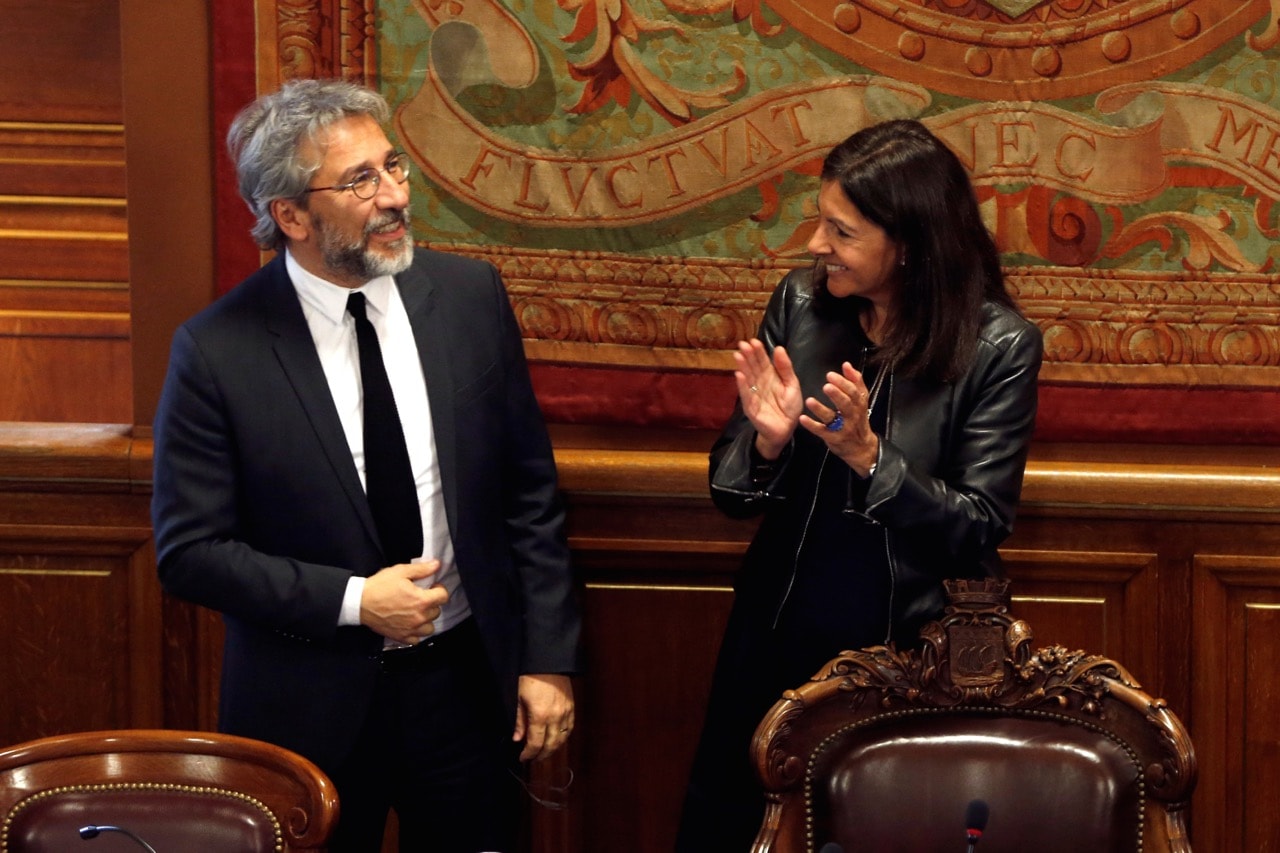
[
  {"xmin": 513, "ymin": 674, "xmax": 574, "ymax": 762},
  {"xmin": 359, "ymin": 560, "xmax": 448, "ymax": 645}
]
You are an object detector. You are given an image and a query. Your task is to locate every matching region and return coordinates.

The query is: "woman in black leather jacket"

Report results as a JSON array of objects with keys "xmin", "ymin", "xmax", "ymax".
[{"xmin": 677, "ymin": 119, "xmax": 1043, "ymax": 850}]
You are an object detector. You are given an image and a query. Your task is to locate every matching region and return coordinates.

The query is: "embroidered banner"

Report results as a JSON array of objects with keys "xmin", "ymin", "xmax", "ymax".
[{"xmin": 224, "ymin": 0, "xmax": 1280, "ymax": 438}]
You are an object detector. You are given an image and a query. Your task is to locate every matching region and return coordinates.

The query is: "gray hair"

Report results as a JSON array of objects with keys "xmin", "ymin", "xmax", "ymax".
[{"xmin": 227, "ymin": 79, "xmax": 391, "ymax": 250}]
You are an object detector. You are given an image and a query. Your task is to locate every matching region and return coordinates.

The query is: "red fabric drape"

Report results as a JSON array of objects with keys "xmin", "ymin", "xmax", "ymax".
[
  {"xmin": 211, "ymin": 0, "xmax": 260, "ymax": 295},
  {"xmin": 529, "ymin": 364, "xmax": 1280, "ymax": 443}
]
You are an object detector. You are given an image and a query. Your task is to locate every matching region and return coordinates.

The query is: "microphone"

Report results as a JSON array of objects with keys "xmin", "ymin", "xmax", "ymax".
[
  {"xmin": 78, "ymin": 825, "xmax": 159, "ymax": 853},
  {"xmin": 819, "ymin": 844, "xmax": 844, "ymax": 853},
  {"xmin": 965, "ymin": 799, "xmax": 990, "ymax": 852}
]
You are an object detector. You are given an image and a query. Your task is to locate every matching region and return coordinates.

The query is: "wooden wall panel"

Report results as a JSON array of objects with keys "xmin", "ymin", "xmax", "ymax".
[
  {"xmin": 0, "ymin": 124, "xmax": 126, "ymax": 200},
  {"xmin": 0, "ymin": 425, "xmax": 158, "ymax": 745},
  {"xmin": 0, "ymin": 1, "xmax": 130, "ymax": 423},
  {"xmin": 0, "ymin": 1, "xmax": 123, "ymax": 123},
  {"xmin": 0, "ymin": 325, "xmax": 131, "ymax": 422},
  {"xmin": 0, "ymin": 235, "xmax": 128, "ymax": 282},
  {"xmin": 0, "ymin": 559, "xmax": 131, "ymax": 737},
  {"xmin": 120, "ymin": 0, "xmax": 214, "ymax": 429},
  {"xmin": 1002, "ymin": 548, "xmax": 1161, "ymax": 682},
  {"xmin": 1242, "ymin": 603, "xmax": 1280, "ymax": 853},
  {"xmin": 1192, "ymin": 555, "xmax": 1280, "ymax": 853},
  {"xmin": 0, "ymin": 543, "xmax": 158, "ymax": 741},
  {"xmin": 574, "ymin": 583, "xmax": 732, "ymax": 852}
]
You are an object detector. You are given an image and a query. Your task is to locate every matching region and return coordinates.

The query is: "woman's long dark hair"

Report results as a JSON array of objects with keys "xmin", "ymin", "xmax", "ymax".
[{"xmin": 815, "ymin": 119, "xmax": 1017, "ymax": 382}]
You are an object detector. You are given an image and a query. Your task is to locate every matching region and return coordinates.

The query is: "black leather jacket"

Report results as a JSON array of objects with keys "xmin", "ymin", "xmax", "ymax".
[{"xmin": 710, "ymin": 268, "xmax": 1043, "ymax": 644}]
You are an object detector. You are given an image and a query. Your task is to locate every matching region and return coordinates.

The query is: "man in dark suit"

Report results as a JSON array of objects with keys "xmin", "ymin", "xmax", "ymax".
[{"xmin": 151, "ymin": 79, "xmax": 582, "ymax": 852}]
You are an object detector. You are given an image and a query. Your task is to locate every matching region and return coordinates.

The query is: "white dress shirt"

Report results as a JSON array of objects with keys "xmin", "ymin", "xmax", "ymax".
[{"xmin": 285, "ymin": 250, "xmax": 470, "ymax": 639}]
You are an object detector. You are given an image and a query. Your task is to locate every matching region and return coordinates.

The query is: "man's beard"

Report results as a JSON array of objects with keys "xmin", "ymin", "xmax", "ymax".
[{"xmin": 316, "ymin": 207, "xmax": 414, "ymax": 283}]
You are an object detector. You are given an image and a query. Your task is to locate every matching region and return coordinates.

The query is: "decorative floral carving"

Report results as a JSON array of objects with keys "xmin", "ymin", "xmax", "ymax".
[
  {"xmin": 807, "ymin": 580, "xmax": 1146, "ymax": 716},
  {"xmin": 751, "ymin": 579, "xmax": 1198, "ymax": 852}
]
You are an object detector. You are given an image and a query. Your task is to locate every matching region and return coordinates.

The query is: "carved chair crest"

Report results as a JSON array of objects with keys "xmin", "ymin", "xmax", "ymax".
[{"xmin": 751, "ymin": 579, "xmax": 1197, "ymax": 853}]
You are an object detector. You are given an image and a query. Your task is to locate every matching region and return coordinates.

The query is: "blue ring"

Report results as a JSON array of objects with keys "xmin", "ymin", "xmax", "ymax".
[{"xmin": 825, "ymin": 412, "xmax": 844, "ymax": 432}]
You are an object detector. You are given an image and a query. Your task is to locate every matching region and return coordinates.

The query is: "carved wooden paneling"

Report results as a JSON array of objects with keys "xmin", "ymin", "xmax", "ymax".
[
  {"xmin": 254, "ymin": 0, "xmax": 377, "ymax": 90},
  {"xmin": 1192, "ymin": 555, "xmax": 1280, "ymax": 853}
]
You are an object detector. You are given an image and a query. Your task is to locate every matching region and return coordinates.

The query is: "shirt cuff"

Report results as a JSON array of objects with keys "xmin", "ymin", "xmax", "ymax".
[
  {"xmin": 339, "ymin": 576, "xmax": 365, "ymax": 627},
  {"xmin": 863, "ymin": 440, "xmax": 883, "ymax": 480}
]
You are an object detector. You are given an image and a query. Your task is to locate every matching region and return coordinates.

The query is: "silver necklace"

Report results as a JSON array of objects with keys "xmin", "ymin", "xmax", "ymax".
[{"xmin": 864, "ymin": 361, "xmax": 890, "ymax": 421}]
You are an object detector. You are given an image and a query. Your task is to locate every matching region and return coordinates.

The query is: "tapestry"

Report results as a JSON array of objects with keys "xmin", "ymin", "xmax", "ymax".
[{"xmin": 213, "ymin": 1, "xmax": 1280, "ymax": 441}]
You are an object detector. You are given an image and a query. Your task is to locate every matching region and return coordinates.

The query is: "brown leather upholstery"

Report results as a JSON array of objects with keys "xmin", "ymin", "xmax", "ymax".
[
  {"xmin": 751, "ymin": 580, "xmax": 1196, "ymax": 853},
  {"xmin": 0, "ymin": 729, "xmax": 338, "ymax": 852}
]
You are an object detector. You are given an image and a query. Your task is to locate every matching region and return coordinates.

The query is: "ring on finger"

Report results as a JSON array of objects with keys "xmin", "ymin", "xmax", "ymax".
[{"xmin": 825, "ymin": 412, "xmax": 845, "ymax": 432}]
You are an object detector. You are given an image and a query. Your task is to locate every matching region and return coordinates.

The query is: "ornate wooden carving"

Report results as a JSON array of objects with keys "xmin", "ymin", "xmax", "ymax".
[
  {"xmin": 271, "ymin": 0, "xmax": 376, "ymax": 85},
  {"xmin": 753, "ymin": 578, "xmax": 1197, "ymax": 852}
]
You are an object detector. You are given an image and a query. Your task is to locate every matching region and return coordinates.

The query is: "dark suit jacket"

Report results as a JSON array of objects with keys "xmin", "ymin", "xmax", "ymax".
[{"xmin": 151, "ymin": 249, "xmax": 582, "ymax": 772}]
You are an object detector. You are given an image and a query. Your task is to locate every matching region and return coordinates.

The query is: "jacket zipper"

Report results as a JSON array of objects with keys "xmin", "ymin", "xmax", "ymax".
[
  {"xmin": 880, "ymin": 373, "xmax": 896, "ymax": 644},
  {"xmin": 768, "ymin": 373, "xmax": 899, "ymax": 642},
  {"xmin": 881, "ymin": 528, "xmax": 896, "ymax": 644},
  {"xmin": 771, "ymin": 449, "xmax": 829, "ymax": 630}
]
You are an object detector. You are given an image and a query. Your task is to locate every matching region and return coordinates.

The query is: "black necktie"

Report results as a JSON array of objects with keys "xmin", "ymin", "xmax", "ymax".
[{"xmin": 347, "ymin": 291, "xmax": 423, "ymax": 565}]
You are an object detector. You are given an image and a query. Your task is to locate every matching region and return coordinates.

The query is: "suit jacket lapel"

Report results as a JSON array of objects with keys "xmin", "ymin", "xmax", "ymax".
[
  {"xmin": 260, "ymin": 257, "xmax": 380, "ymax": 549},
  {"xmin": 398, "ymin": 262, "xmax": 460, "ymax": 534}
]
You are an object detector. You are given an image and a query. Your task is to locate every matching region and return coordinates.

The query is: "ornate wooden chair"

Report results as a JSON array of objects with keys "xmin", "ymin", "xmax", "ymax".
[
  {"xmin": 751, "ymin": 580, "xmax": 1196, "ymax": 853},
  {"xmin": 0, "ymin": 729, "xmax": 338, "ymax": 852}
]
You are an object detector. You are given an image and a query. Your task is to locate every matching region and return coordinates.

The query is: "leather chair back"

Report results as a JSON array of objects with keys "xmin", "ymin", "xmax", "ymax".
[{"xmin": 0, "ymin": 729, "xmax": 338, "ymax": 852}]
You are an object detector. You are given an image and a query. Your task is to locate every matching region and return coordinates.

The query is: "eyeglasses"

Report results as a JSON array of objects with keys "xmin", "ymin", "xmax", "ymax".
[{"xmin": 304, "ymin": 152, "xmax": 411, "ymax": 200}]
